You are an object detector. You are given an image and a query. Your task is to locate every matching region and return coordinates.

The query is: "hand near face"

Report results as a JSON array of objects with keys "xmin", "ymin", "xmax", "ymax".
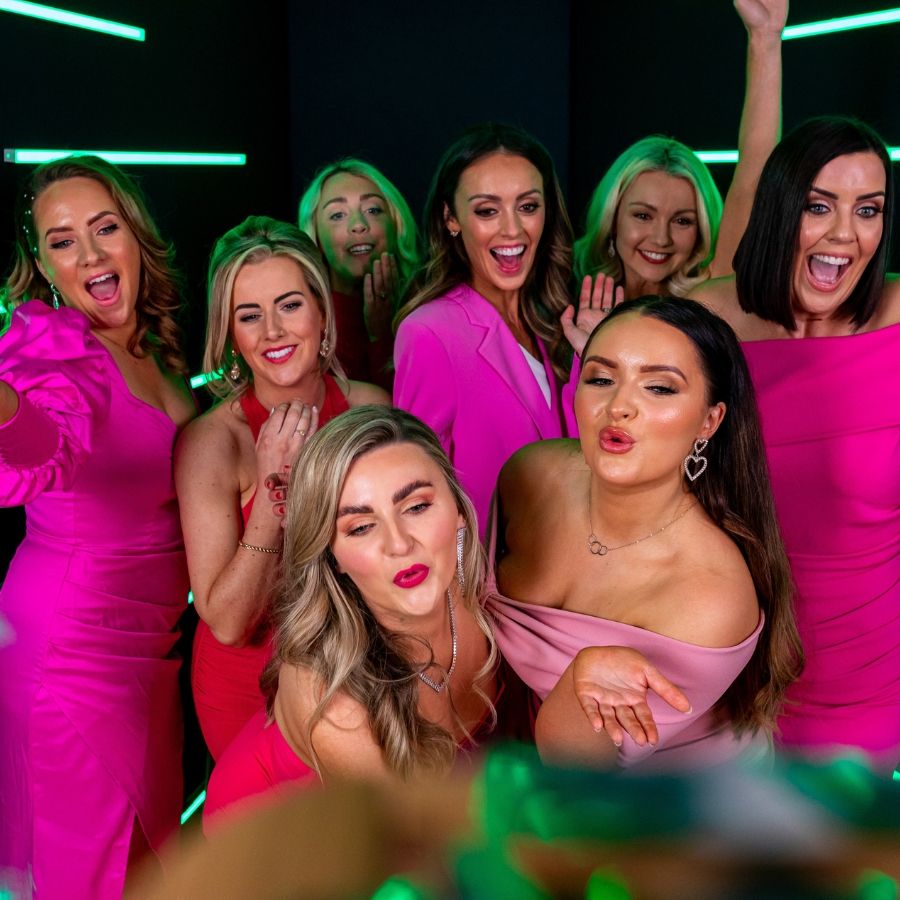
[
  {"xmin": 734, "ymin": 0, "xmax": 788, "ymax": 37},
  {"xmin": 256, "ymin": 400, "xmax": 319, "ymax": 517},
  {"xmin": 572, "ymin": 646, "xmax": 691, "ymax": 747},
  {"xmin": 362, "ymin": 252, "xmax": 399, "ymax": 342},
  {"xmin": 560, "ymin": 274, "xmax": 625, "ymax": 357}
]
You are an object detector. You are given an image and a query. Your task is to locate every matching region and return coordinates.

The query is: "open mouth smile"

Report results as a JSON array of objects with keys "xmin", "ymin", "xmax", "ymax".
[{"xmin": 806, "ymin": 253, "xmax": 851, "ymax": 290}]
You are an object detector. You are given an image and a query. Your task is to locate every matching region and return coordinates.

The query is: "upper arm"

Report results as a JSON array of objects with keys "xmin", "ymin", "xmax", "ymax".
[
  {"xmin": 174, "ymin": 415, "xmax": 242, "ymax": 614},
  {"xmin": 346, "ymin": 380, "xmax": 391, "ymax": 408},
  {"xmin": 276, "ymin": 665, "xmax": 391, "ymax": 783},
  {"xmin": 393, "ymin": 319, "xmax": 458, "ymax": 448}
]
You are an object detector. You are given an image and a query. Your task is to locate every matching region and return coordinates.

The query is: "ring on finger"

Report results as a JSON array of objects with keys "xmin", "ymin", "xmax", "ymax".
[
  {"xmin": 378, "ymin": 291, "xmax": 387, "ymax": 299},
  {"xmin": 295, "ymin": 428, "xmax": 307, "ymax": 437}
]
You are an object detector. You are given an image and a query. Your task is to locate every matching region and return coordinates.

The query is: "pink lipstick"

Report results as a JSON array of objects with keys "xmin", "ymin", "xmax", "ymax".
[
  {"xmin": 393, "ymin": 564, "xmax": 429, "ymax": 588},
  {"xmin": 599, "ymin": 427, "xmax": 635, "ymax": 454}
]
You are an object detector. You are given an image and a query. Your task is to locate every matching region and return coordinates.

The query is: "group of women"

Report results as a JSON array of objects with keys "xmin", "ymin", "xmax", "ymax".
[{"xmin": 0, "ymin": 0, "xmax": 897, "ymax": 896}]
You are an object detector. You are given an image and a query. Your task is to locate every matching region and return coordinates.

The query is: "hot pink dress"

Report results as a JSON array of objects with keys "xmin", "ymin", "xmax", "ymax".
[
  {"xmin": 0, "ymin": 302, "xmax": 188, "ymax": 899},
  {"xmin": 742, "ymin": 325, "xmax": 900, "ymax": 773},
  {"xmin": 191, "ymin": 377, "xmax": 349, "ymax": 760}
]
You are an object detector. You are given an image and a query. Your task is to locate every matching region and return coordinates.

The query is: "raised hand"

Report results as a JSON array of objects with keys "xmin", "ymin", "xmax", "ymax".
[
  {"xmin": 734, "ymin": 0, "xmax": 788, "ymax": 37},
  {"xmin": 572, "ymin": 646, "xmax": 691, "ymax": 747},
  {"xmin": 363, "ymin": 252, "xmax": 399, "ymax": 342},
  {"xmin": 560, "ymin": 274, "xmax": 625, "ymax": 357}
]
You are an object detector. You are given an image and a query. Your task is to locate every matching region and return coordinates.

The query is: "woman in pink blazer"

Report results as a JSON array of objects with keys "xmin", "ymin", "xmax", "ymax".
[{"xmin": 393, "ymin": 124, "xmax": 576, "ymax": 535}]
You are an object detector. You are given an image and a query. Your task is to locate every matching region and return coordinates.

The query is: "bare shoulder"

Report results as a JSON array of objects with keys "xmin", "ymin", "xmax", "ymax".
[
  {"xmin": 499, "ymin": 438, "xmax": 582, "ymax": 499},
  {"xmin": 175, "ymin": 399, "xmax": 241, "ymax": 470},
  {"xmin": 345, "ymin": 380, "xmax": 391, "ymax": 408},
  {"xmin": 664, "ymin": 523, "xmax": 760, "ymax": 648}
]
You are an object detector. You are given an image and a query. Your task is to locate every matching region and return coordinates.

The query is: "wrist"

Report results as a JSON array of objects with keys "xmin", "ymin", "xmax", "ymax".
[{"xmin": 748, "ymin": 30, "xmax": 783, "ymax": 52}]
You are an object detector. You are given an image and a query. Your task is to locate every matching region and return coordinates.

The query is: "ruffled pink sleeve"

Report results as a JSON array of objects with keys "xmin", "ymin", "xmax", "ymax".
[{"xmin": 0, "ymin": 300, "xmax": 110, "ymax": 505}]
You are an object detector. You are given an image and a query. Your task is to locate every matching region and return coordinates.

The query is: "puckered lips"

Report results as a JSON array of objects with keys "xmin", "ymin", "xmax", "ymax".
[
  {"xmin": 262, "ymin": 344, "xmax": 297, "ymax": 364},
  {"xmin": 393, "ymin": 564, "xmax": 429, "ymax": 589},
  {"xmin": 637, "ymin": 249, "xmax": 672, "ymax": 266},
  {"xmin": 85, "ymin": 271, "xmax": 120, "ymax": 306},
  {"xmin": 599, "ymin": 426, "xmax": 635, "ymax": 454},
  {"xmin": 806, "ymin": 253, "xmax": 852, "ymax": 291},
  {"xmin": 490, "ymin": 243, "xmax": 527, "ymax": 276}
]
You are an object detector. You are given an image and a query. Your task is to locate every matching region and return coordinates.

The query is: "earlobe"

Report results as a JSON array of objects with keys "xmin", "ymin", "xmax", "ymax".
[
  {"xmin": 443, "ymin": 203, "xmax": 461, "ymax": 237},
  {"xmin": 701, "ymin": 402, "xmax": 727, "ymax": 439}
]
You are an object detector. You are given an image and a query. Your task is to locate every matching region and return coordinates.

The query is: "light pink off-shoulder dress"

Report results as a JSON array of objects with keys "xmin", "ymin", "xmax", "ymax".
[{"xmin": 0, "ymin": 302, "xmax": 188, "ymax": 899}]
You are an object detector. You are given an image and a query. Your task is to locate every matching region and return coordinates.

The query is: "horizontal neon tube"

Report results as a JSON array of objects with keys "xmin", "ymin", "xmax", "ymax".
[
  {"xmin": 4, "ymin": 149, "xmax": 246, "ymax": 166},
  {"xmin": 180, "ymin": 789, "xmax": 206, "ymax": 825},
  {"xmin": 0, "ymin": 0, "xmax": 143, "ymax": 40},
  {"xmin": 783, "ymin": 7, "xmax": 900, "ymax": 40},
  {"xmin": 696, "ymin": 148, "xmax": 900, "ymax": 163},
  {"xmin": 189, "ymin": 370, "xmax": 224, "ymax": 389}
]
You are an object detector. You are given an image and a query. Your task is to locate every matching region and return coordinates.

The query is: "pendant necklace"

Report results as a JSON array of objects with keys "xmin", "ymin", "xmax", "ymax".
[{"xmin": 418, "ymin": 589, "xmax": 457, "ymax": 693}]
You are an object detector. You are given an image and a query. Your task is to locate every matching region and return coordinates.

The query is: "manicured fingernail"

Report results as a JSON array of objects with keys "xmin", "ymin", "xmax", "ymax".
[{"xmin": 312, "ymin": 405, "xmax": 318, "ymax": 413}]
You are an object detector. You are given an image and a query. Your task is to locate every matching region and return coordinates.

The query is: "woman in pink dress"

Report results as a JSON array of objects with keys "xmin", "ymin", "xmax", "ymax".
[
  {"xmin": 298, "ymin": 160, "xmax": 419, "ymax": 390},
  {"xmin": 204, "ymin": 406, "xmax": 504, "ymax": 826},
  {"xmin": 176, "ymin": 217, "xmax": 388, "ymax": 761},
  {"xmin": 693, "ymin": 117, "xmax": 900, "ymax": 774},
  {"xmin": 0, "ymin": 157, "xmax": 195, "ymax": 898},
  {"xmin": 490, "ymin": 296, "xmax": 803, "ymax": 772}
]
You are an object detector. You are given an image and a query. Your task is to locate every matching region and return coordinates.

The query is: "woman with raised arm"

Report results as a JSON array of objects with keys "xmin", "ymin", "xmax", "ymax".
[
  {"xmin": 566, "ymin": 0, "xmax": 786, "ymax": 344},
  {"xmin": 691, "ymin": 116, "xmax": 900, "ymax": 774},
  {"xmin": 176, "ymin": 217, "xmax": 388, "ymax": 762},
  {"xmin": 299, "ymin": 159, "xmax": 419, "ymax": 390},
  {"xmin": 394, "ymin": 123, "xmax": 575, "ymax": 535},
  {"xmin": 203, "ymin": 406, "xmax": 505, "ymax": 825},
  {"xmin": 0, "ymin": 156, "xmax": 195, "ymax": 897},
  {"xmin": 489, "ymin": 297, "xmax": 802, "ymax": 772}
]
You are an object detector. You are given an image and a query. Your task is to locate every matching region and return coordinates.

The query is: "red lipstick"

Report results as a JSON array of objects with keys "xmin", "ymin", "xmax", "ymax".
[{"xmin": 393, "ymin": 564, "xmax": 429, "ymax": 588}]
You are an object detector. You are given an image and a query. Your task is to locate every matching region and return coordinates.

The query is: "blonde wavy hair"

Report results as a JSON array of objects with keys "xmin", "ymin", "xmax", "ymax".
[
  {"xmin": 203, "ymin": 215, "xmax": 346, "ymax": 400},
  {"xmin": 573, "ymin": 136, "xmax": 723, "ymax": 297},
  {"xmin": 261, "ymin": 405, "xmax": 498, "ymax": 779},
  {"xmin": 4, "ymin": 154, "xmax": 186, "ymax": 373}
]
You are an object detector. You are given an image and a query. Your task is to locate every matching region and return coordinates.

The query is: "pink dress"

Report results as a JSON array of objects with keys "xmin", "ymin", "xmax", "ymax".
[
  {"xmin": 0, "ymin": 302, "xmax": 188, "ymax": 899},
  {"xmin": 191, "ymin": 377, "xmax": 350, "ymax": 760},
  {"xmin": 742, "ymin": 325, "xmax": 900, "ymax": 773}
]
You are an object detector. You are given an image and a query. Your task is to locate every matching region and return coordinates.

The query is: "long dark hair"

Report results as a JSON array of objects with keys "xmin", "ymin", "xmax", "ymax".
[
  {"xmin": 734, "ymin": 116, "xmax": 893, "ymax": 331},
  {"xmin": 395, "ymin": 123, "xmax": 574, "ymax": 380},
  {"xmin": 583, "ymin": 296, "xmax": 803, "ymax": 734},
  {"xmin": 5, "ymin": 155, "xmax": 186, "ymax": 373}
]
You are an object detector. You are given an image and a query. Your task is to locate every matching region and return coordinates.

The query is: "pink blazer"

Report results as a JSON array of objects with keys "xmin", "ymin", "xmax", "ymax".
[{"xmin": 394, "ymin": 284, "xmax": 573, "ymax": 536}]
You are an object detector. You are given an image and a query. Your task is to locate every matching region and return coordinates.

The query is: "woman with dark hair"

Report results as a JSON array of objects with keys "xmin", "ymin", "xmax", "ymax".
[
  {"xmin": 490, "ymin": 297, "xmax": 802, "ymax": 770},
  {"xmin": 692, "ymin": 116, "xmax": 900, "ymax": 773},
  {"xmin": 393, "ymin": 123, "xmax": 575, "ymax": 534},
  {"xmin": 0, "ymin": 156, "xmax": 195, "ymax": 896},
  {"xmin": 176, "ymin": 216, "xmax": 388, "ymax": 761},
  {"xmin": 203, "ymin": 406, "xmax": 503, "ymax": 825},
  {"xmin": 298, "ymin": 159, "xmax": 419, "ymax": 389}
]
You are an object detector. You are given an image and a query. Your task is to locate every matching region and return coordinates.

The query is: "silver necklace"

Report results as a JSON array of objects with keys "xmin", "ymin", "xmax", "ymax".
[
  {"xmin": 587, "ymin": 492, "xmax": 694, "ymax": 557},
  {"xmin": 418, "ymin": 589, "xmax": 457, "ymax": 693}
]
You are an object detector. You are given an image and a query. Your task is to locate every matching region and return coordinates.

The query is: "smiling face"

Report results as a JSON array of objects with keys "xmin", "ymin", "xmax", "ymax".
[
  {"xmin": 575, "ymin": 312, "xmax": 724, "ymax": 489},
  {"xmin": 314, "ymin": 172, "xmax": 394, "ymax": 294},
  {"xmin": 613, "ymin": 170, "xmax": 699, "ymax": 298},
  {"xmin": 445, "ymin": 152, "xmax": 545, "ymax": 307},
  {"xmin": 33, "ymin": 176, "xmax": 142, "ymax": 341},
  {"xmin": 331, "ymin": 442, "xmax": 464, "ymax": 631},
  {"xmin": 231, "ymin": 255, "xmax": 325, "ymax": 402},
  {"xmin": 790, "ymin": 151, "xmax": 886, "ymax": 324}
]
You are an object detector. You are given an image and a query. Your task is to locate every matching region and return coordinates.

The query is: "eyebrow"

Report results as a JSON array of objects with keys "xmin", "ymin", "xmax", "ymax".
[
  {"xmin": 584, "ymin": 355, "xmax": 687, "ymax": 380},
  {"xmin": 810, "ymin": 186, "xmax": 886, "ymax": 201},
  {"xmin": 234, "ymin": 290, "xmax": 304, "ymax": 312},
  {"xmin": 322, "ymin": 192, "xmax": 386, "ymax": 209},
  {"xmin": 627, "ymin": 202, "xmax": 696, "ymax": 215},
  {"xmin": 337, "ymin": 479, "xmax": 433, "ymax": 518},
  {"xmin": 467, "ymin": 188, "xmax": 543, "ymax": 202},
  {"xmin": 44, "ymin": 209, "xmax": 118, "ymax": 238}
]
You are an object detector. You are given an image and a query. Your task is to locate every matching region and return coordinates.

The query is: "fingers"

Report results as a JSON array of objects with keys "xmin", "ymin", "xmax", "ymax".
[
  {"xmin": 578, "ymin": 275, "xmax": 593, "ymax": 312},
  {"xmin": 645, "ymin": 667, "xmax": 692, "ymax": 714},
  {"xmin": 597, "ymin": 703, "xmax": 624, "ymax": 747},
  {"xmin": 362, "ymin": 272, "xmax": 374, "ymax": 310},
  {"xmin": 578, "ymin": 693, "xmax": 604, "ymax": 733},
  {"xmin": 614, "ymin": 705, "xmax": 650, "ymax": 746},
  {"xmin": 630, "ymin": 703, "xmax": 659, "ymax": 746},
  {"xmin": 560, "ymin": 305, "xmax": 586, "ymax": 357},
  {"xmin": 384, "ymin": 252, "xmax": 399, "ymax": 297}
]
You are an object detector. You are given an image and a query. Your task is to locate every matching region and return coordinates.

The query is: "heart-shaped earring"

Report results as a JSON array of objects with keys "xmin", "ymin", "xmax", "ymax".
[{"xmin": 683, "ymin": 438, "xmax": 709, "ymax": 483}]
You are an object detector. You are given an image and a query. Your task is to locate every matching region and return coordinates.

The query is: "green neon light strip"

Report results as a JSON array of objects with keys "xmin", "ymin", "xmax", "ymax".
[
  {"xmin": 189, "ymin": 370, "xmax": 224, "ymax": 389},
  {"xmin": 180, "ymin": 788, "xmax": 206, "ymax": 825},
  {"xmin": 696, "ymin": 147, "xmax": 900, "ymax": 164},
  {"xmin": 5, "ymin": 149, "xmax": 246, "ymax": 166},
  {"xmin": 0, "ymin": 0, "xmax": 143, "ymax": 40},
  {"xmin": 783, "ymin": 7, "xmax": 900, "ymax": 40}
]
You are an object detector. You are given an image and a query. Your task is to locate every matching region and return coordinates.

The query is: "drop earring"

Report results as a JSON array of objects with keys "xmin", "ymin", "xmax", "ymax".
[
  {"xmin": 49, "ymin": 283, "xmax": 61, "ymax": 310},
  {"xmin": 229, "ymin": 350, "xmax": 242, "ymax": 382},
  {"xmin": 608, "ymin": 237, "xmax": 617, "ymax": 259},
  {"xmin": 456, "ymin": 525, "xmax": 466, "ymax": 590},
  {"xmin": 319, "ymin": 337, "xmax": 331, "ymax": 358},
  {"xmin": 683, "ymin": 438, "xmax": 709, "ymax": 482}
]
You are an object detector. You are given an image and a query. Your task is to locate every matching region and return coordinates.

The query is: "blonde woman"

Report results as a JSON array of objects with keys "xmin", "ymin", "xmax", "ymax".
[
  {"xmin": 204, "ymin": 407, "xmax": 504, "ymax": 825},
  {"xmin": 175, "ymin": 217, "xmax": 388, "ymax": 761}
]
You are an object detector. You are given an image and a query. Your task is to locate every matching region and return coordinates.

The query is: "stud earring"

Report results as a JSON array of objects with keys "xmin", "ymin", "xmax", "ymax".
[
  {"xmin": 229, "ymin": 350, "xmax": 242, "ymax": 382},
  {"xmin": 319, "ymin": 337, "xmax": 331, "ymax": 358},
  {"xmin": 683, "ymin": 438, "xmax": 709, "ymax": 482},
  {"xmin": 456, "ymin": 525, "xmax": 466, "ymax": 590},
  {"xmin": 49, "ymin": 283, "xmax": 61, "ymax": 310},
  {"xmin": 449, "ymin": 230, "xmax": 460, "ymax": 238}
]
